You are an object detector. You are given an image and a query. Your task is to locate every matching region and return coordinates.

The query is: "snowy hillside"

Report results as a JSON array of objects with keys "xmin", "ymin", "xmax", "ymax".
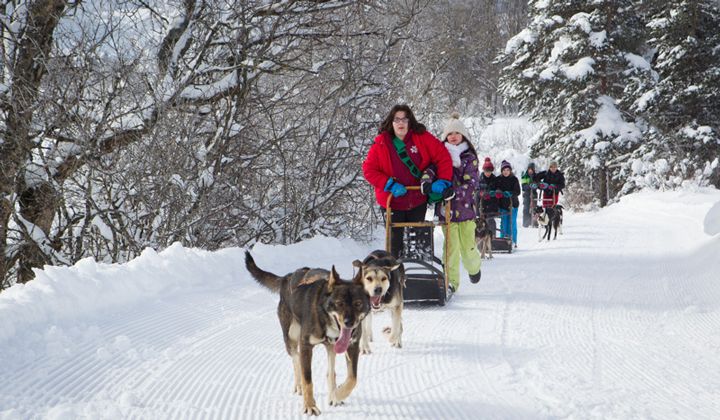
[{"xmin": 1, "ymin": 189, "xmax": 720, "ymax": 419}]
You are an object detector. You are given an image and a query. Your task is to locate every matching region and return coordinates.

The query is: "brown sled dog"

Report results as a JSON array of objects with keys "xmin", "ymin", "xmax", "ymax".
[
  {"xmin": 245, "ymin": 252, "xmax": 370, "ymax": 416},
  {"xmin": 475, "ymin": 215, "xmax": 494, "ymax": 259},
  {"xmin": 352, "ymin": 250, "xmax": 404, "ymax": 353}
]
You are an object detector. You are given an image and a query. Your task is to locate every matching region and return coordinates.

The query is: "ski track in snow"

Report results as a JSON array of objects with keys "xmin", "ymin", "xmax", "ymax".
[{"xmin": 1, "ymin": 191, "xmax": 720, "ymax": 419}]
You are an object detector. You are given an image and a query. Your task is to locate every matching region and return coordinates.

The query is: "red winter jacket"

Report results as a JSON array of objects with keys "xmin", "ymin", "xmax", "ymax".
[{"xmin": 363, "ymin": 130, "xmax": 453, "ymax": 209}]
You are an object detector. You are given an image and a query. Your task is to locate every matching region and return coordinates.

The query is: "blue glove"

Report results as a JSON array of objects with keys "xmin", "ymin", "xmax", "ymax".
[
  {"xmin": 384, "ymin": 178, "xmax": 407, "ymax": 198},
  {"xmin": 431, "ymin": 179, "xmax": 452, "ymax": 194},
  {"xmin": 503, "ymin": 191, "xmax": 512, "ymax": 198},
  {"xmin": 530, "ymin": 183, "xmax": 537, "ymax": 189}
]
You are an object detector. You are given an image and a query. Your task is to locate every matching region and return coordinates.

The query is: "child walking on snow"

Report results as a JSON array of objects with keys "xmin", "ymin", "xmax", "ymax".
[
  {"xmin": 421, "ymin": 113, "xmax": 482, "ymax": 291},
  {"xmin": 496, "ymin": 160, "xmax": 521, "ymax": 247}
]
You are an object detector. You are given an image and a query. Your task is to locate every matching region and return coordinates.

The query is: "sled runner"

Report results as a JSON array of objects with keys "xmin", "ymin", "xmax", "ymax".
[{"xmin": 386, "ymin": 187, "xmax": 452, "ymax": 306}]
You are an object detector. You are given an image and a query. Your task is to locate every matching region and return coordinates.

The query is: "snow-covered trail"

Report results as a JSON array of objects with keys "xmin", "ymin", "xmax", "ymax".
[{"xmin": 1, "ymin": 190, "xmax": 719, "ymax": 419}]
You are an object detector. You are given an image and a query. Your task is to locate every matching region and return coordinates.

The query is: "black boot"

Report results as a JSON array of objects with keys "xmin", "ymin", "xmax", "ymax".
[{"xmin": 469, "ymin": 270, "xmax": 481, "ymax": 284}]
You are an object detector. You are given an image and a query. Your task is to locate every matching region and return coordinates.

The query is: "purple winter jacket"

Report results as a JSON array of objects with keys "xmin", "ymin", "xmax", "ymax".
[{"xmin": 434, "ymin": 148, "xmax": 480, "ymax": 222}]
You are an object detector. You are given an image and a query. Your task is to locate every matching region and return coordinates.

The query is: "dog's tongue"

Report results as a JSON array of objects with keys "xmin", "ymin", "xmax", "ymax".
[
  {"xmin": 334, "ymin": 327, "xmax": 353, "ymax": 354},
  {"xmin": 371, "ymin": 296, "xmax": 381, "ymax": 307}
]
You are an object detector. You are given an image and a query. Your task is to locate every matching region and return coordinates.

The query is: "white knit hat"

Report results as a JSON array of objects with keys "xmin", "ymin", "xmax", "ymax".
[{"xmin": 441, "ymin": 112, "xmax": 471, "ymax": 142}]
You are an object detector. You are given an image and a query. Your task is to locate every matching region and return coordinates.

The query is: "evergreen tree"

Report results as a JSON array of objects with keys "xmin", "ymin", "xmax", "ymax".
[
  {"xmin": 627, "ymin": 0, "xmax": 720, "ymax": 190},
  {"xmin": 498, "ymin": 0, "xmax": 652, "ymax": 206}
]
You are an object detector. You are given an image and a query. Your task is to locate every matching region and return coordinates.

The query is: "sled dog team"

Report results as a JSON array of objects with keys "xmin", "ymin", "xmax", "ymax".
[
  {"xmin": 244, "ymin": 105, "xmax": 568, "ymax": 415},
  {"xmin": 245, "ymin": 249, "xmax": 404, "ymax": 416}
]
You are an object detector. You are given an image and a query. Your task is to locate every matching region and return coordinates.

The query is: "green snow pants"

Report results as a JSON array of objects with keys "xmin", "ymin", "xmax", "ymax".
[{"xmin": 442, "ymin": 219, "xmax": 482, "ymax": 291}]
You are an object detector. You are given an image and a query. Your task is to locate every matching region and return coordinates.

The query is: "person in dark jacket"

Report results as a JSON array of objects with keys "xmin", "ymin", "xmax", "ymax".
[
  {"xmin": 534, "ymin": 161, "xmax": 566, "ymax": 208},
  {"xmin": 478, "ymin": 157, "xmax": 498, "ymax": 235},
  {"xmin": 496, "ymin": 160, "xmax": 521, "ymax": 247},
  {"xmin": 521, "ymin": 162, "xmax": 538, "ymax": 227},
  {"xmin": 362, "ymin": 104, "xmax": 453, "ymax": 258},
  {"xmin": 479, "ymin": 158, "xmax": 498, "ymax": 215}
]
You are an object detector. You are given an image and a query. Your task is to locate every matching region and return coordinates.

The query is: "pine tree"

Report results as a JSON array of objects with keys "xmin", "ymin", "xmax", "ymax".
[
  {"xmin": 498, "ymin": 0, "xmax": 652, "ymax": 206},
  {"xmin": 627, "ymin": 0, "xmax": 720, "ymax": 190}
]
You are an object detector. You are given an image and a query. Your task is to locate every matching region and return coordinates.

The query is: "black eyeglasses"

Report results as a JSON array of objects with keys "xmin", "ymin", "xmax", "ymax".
[{"xmin": 393, "ymin": 117, "xmax": 409, "ymax": 124}]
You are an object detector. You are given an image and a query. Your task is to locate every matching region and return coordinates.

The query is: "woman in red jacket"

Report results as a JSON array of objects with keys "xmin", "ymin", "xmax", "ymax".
[{"xmin": 362, "ymin": 104, "xmax": 453, "ymax": 258}]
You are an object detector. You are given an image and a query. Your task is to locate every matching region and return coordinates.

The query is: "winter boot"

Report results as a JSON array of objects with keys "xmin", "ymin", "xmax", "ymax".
[{"xmin": 469, "ymin": 270, "xmax": 481, "ymax": 284}]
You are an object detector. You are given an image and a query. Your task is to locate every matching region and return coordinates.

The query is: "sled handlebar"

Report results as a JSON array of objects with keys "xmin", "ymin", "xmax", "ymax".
[
  {"xmin": 385, "ymin": 186, "xmax": 451, "ymax": 228},
  {"xmin": 385, "ymin": 186, "xmax": 451, "ymax": 292}
]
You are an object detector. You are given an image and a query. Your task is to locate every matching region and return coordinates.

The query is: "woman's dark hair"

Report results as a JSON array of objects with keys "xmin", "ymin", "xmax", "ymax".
[{"xmin": 378, "ymin": 104, "xmax": 426, "ymax": 135}]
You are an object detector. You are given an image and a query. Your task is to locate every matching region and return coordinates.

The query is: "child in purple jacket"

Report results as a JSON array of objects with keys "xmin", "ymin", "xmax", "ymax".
[{"xmin": 421, "ymin": 113, "xmax": 482, "ymax": 291}]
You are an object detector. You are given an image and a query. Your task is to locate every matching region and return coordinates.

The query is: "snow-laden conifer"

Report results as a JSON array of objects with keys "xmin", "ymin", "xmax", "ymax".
[
  {"xmin": 498, "ymin": 0, "xmax": 652, "ymax": 206},
  {"xmin": 626, "ymin": 0, "xmax": 720, "ymax": 191}
]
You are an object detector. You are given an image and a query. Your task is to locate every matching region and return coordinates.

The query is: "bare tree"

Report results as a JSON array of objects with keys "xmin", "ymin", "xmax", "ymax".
[{"xmin": 0, "ymin": 0, "xmax": 437, "ymax": 288}]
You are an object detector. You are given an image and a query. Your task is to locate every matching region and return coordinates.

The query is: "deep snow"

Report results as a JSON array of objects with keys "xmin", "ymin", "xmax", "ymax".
[{"xmin": 1, "ymin": 189, "xmax": 720, "ymax": 419}]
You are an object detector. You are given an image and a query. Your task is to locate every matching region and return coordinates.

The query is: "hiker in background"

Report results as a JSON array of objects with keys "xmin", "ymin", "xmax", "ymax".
[
  {"xmin": 535, "ymin": 161, "xmax": 566, "ymax": 208},
  {"xmin": 521, "ymin": 162, "xmax": 538, "ymax": 227}
]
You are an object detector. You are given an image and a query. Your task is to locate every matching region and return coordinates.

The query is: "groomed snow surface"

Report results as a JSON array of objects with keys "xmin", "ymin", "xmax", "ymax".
[{"xmin": 1, "ymin": 189, "xmax": 720, "ymax": 419}]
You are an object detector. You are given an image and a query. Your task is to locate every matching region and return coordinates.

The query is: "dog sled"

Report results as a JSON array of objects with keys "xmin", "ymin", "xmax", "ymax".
[
  {"xmin": 477, "ymin": 189, "xmax": 515, "ymax": 254},
  {"xmin": 385, "ymin": 186, "xmax": 452, "ymax": 306},
  {"xmin": 484, "ymin": 211, "xmax": 513, "ymax": 254}
]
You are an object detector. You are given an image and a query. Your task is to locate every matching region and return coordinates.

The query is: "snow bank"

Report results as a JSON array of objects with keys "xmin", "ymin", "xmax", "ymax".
[
  {"xmin": 0, "ymin": 236, "xmax": 373, "ymax": 345},
  {"xmin": 705, "ymin": 200, "xmax": 720, "ymax": 236},
  {"xmin": 0, "ymin": 244, "xmax": 242, "ymax": 344},
  {"xmin": 608, "ymin": 188, "xmax": 720, "ymax": 241},
  {"xmin": 1, "ymin": 190, "xmax": 720, "ymax": 419}
]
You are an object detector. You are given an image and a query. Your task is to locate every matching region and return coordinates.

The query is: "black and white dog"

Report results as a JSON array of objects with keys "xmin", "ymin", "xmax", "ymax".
[{"xmin": 534, "ymin": 205, "xmax": 563, "ymax": 241}]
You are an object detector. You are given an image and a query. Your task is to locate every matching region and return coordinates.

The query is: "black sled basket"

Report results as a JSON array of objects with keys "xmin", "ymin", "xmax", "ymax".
[
  {"xmin": 386, "ymin": 187, "xmax": 452, "ymax": 306},
  {"xmin": 484, "ymin": 210, "xmax": 513, "ymax": 254}
]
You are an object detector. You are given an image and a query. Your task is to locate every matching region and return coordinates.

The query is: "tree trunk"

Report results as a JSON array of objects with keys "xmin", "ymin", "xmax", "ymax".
[
  {"xmin": 1, "ymin": 0, "xmax": 69, "ymax": 286},
  {"xmin": 17, "ymin": 182, "xmax": 59, "ymax": 283},
  {"xmin": 598, "ymin": 166, "xmax": 608, "ymax": 207}
]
